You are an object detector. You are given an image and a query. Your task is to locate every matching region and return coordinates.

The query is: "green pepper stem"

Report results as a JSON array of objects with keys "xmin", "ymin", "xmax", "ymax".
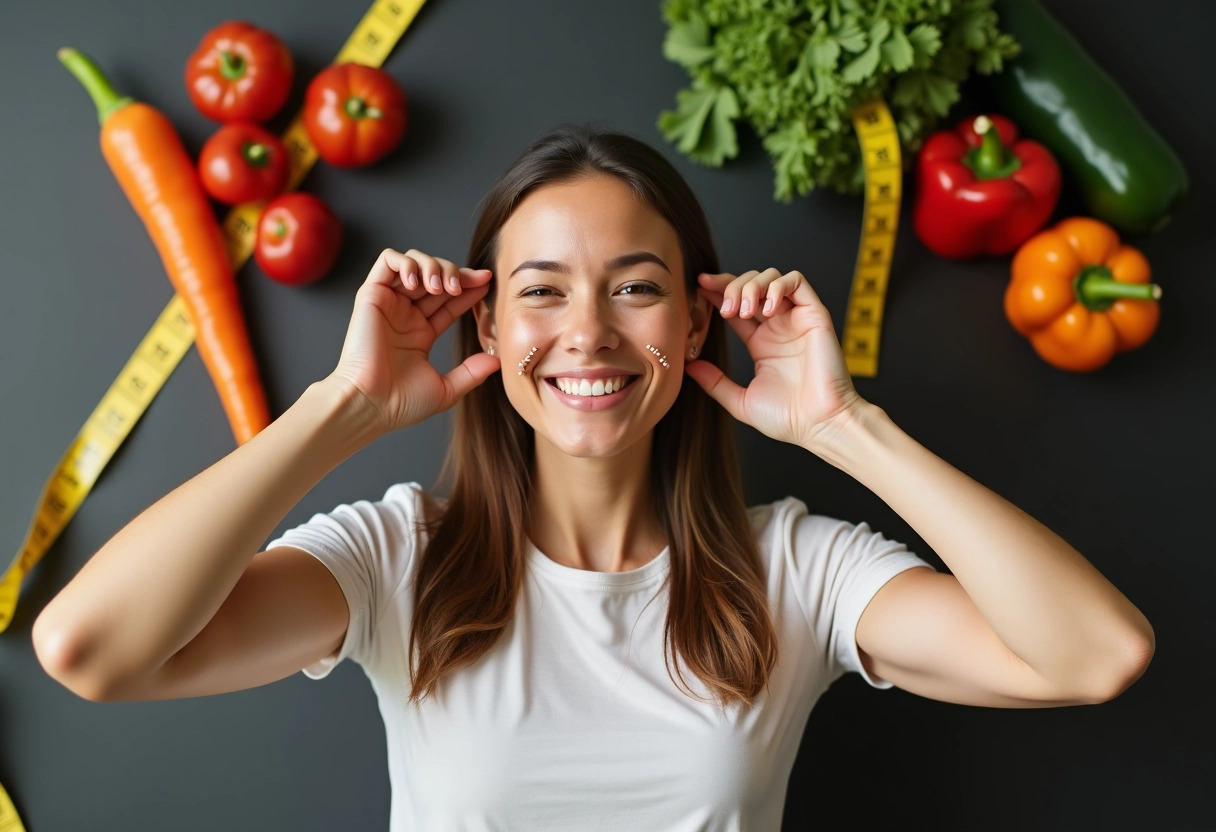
[
  {"xmin": 1074, "ymin": 265, "xmax": 1162, "ymax": 311},
  {"xmin": 964, "ymin": 115, "xmax": 1022, "ymax": 181},
  {"xmin": 58, "ymin": 47, "xmax": 134, "ymax": 125}
]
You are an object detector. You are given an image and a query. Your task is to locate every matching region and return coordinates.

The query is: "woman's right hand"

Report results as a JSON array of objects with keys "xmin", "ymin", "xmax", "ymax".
[{"xmin": 327, "ymin": 248, "xmax": 500, "ymax": 434}]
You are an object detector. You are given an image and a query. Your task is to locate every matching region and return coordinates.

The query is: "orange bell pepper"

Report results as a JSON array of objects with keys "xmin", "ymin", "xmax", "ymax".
[{"xmin": 1004, "ymin": 217, "xmax": 1162, "ymax": 373}]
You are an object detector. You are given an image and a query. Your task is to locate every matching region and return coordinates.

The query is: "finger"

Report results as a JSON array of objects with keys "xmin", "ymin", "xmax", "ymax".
[
  {"xmin": 423, "ymin": 280, "xmax": 492, "ymax": 339},
  {"xmin": 404, "ymin": 249, "xmax": 446, "ymax": 294},
  {"xmin": 761, "ymin": 272, "xmax": 801, "ymax": 317},
  {"xmin": 414, "ymin": 267, "xmax": 492, "ymax": 318},
  {"xmin": 738, "ymin": 268, "xmax": 783, "ymax": 318},
  {"xmin": 698, "ymin": 285, "xmax": 759, "ymax": 342},
  {"xmin": 439, "ymin": 352, "xmax": 502, "ymax": 410},
  {"xmin": 682, "ymin": 358, "xmax": 747, "ymax": 423},
  {"xmin": 363, "ymin": 248, "xmax": 414, "ymax": 289}
]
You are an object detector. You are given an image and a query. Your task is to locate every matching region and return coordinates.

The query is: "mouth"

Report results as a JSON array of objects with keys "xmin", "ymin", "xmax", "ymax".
[
  {"xmin": 543, "ymin": 375, "xmax": 639, "ymax": 397},
  {"xmin": 541, "ymin": 374, "xmax": 641, "ymax": 411}
]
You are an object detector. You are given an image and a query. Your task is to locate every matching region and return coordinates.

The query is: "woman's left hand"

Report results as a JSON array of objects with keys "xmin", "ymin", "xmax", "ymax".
[{"xmin": 685, "ymin": 269, "xmax": 866, "ymax": 452}]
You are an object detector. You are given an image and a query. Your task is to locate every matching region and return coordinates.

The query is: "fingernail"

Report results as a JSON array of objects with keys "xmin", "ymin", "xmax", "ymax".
[
  {"xmin": 405, "ymin": 272, "xmax": 417, "ymax": 289},
  {"xmin": 740, "ymin": 298, "xmax": 751, "ymax": 316},
  {"xmin": 429, "ymin": 274, "xmax": 441, "ymax": 290},
  {"xmin": 721, "ymin": 297, "xmax": 734, "ymax": 315},
  {"xmin": 448, "ymin": 274, "xmax": 460, "ymax": 289},
  {"xmin": 763, "ymin": 298, "xmax": 774, "ymax": 315}
]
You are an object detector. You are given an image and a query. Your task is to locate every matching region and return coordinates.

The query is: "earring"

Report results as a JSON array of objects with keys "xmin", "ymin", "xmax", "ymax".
[
  {"xmin": 516, "ymin": 346, "xmax": 538, "ymax": 375},
  {"xmin": 690, "ymin": 344, "xmax": 698, "ymax": 358},
  {"xmin": 487, "ymin": 346, "xmax": 495, "ymax": 356},
  {"xmin": 646, "ymin": 344, "xmax": 669, "ymax": 369}
]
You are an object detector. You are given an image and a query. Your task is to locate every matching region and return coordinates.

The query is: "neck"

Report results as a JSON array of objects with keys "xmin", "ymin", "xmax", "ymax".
[{"xmin": 527, "ymin": 431, "xmax": 666, "ymax": 572}]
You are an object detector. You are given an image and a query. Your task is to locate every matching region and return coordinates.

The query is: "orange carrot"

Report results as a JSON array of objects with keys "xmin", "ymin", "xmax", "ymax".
[{"xmin": 59, "ymin": 47, "xmax": 270, "ymax": 445}]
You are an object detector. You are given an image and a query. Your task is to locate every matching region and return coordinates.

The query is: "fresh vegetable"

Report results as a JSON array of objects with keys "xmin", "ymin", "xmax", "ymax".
[
  {"xmin": 185, "ymin": 21, "xmax": 294, "ymax": 124},
  {"xmin": 302, "ymin": 63, "xmax": 407, "ymax": 168},
  {"xmin": 198, "ymin": 122, "xmax": 290, "ymax": 205},
  {"xmin": 1005, "ymin": 217, "xmax": 1161, "ymax": 373},
  {"xmin": 988, "ymin": 0, "xmax": 1188, "ymax": 235},
  {"xmin": 60, "ymin": 47, "xmax": 271, "ymax": 444},
  {"xmin": 914, "ymin": 113, "xmax": 1059, "ymax": 259},
  {"xmin": 656, "ymin": 0, "xmax": 1019, "ymax": 200},
  {"xmin": 254, "ymin": 192, "xmax": 343, "ymax": 286}
]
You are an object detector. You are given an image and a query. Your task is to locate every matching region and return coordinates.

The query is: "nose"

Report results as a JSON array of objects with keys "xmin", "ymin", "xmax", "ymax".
[{"xmin": 561, "ymin": 290, "xmax": 618, "ymax": 355}]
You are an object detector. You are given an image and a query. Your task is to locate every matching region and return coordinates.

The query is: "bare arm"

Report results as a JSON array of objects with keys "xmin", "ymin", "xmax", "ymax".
[
  {"xmin": 31, "ymin": 377, "xmax": 381, "ymax": 700},
  {"xmin": 815, "ymin": 402, "xmax": 1154, "ymax": 703}
]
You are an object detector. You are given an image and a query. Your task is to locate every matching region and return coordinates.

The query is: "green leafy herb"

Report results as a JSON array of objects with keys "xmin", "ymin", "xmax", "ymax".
[{"xmin": 657, "ymin": 0, "xmax": 1019, "ymax": 200}]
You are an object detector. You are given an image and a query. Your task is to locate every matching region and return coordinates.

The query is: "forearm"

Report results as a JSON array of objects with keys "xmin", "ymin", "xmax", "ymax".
[
  {"xmin": 32, "ymin": 376, "xmax": 381, "ymax": 694},
  {"xmin": 810, "ymin": 401, "xmax": 1154, "ymax": 695}
]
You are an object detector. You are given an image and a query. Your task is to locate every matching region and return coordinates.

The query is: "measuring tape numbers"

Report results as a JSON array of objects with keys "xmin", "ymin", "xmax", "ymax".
[
  {"xmin": 0, "ymin": 0, "xmax": 426, "ymax": 634},
  {"xmin": 842, "ymin": 99, "xmax": 902, "ymax": 378}
]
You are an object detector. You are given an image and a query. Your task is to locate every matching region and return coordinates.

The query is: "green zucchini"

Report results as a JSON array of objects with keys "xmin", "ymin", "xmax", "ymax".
[{"xmin": 989, "ymin": 0, "xmax": 1188, "ymax": 235}]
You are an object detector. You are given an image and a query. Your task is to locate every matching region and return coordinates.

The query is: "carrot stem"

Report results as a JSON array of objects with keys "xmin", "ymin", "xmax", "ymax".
[{"xmin": 58, "ymin": 47, "xmax": 133, "ymax": 125}]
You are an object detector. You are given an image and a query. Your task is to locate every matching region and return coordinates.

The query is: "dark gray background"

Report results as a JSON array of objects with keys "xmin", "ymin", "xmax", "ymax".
[{"xmin": 2, "ymin": 0, "xmax": 1212, "ymax": 829}]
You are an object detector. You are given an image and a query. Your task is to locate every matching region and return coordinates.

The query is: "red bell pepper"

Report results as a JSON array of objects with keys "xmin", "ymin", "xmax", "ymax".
[{"xmin": 913, "ymin": 113, "xmax": 1061, "ymax": 259}]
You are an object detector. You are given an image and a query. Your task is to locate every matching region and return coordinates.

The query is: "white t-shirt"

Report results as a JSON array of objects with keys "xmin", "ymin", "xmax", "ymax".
[{"xmin": 267, "ymin": 482, "xmax": 935, "ymax": 831}]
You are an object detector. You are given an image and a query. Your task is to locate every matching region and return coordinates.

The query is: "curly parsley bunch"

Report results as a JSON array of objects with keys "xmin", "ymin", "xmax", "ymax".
[{"xmin": 657, "ymin": 0, "xmax": 1019, "ymax": 200}]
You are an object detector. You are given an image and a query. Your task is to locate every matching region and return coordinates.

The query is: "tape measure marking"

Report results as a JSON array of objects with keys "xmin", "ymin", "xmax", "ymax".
[
  {"xmin": 843, "ymin": 100, "xmax": 901, "ymax": 378},
  {"xmin": 0, "ymin": 0, "xmax": 426, "ymax": 633}
]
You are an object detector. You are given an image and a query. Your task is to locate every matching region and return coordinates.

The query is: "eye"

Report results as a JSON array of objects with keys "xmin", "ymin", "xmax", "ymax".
[
  {"xmin": 619, "ymin": 282, "xmax": 660, "ymax": 295},
  {"xmin": 516, "ymin": 283, "xmax": 663, "ymax": 299}
]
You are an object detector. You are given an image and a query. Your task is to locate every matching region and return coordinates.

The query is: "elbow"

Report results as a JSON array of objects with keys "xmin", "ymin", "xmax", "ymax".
[
  {"xmin": 1088, "ymin": 627, "xmax": 1156, "ymax": 705},
  {"xmin": 32, "ymin": 614, "xmax": 111, "ymax": 703}
]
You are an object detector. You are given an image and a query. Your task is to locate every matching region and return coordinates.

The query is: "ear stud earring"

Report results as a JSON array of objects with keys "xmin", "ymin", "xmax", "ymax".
[
  {"xmin": 517, "ymin": 346, "xmax": 538, "ymax": 375},
  {"xmin": 646, "ymin": 344, "xmax": 669, "ymax": 369},
  {"xmin": 487, "ymin": 346, "xmax": 495, "ymax": 356},
  {"xmin": 690, "ymin": 345, "xmax": 698, "ymax": 358}
]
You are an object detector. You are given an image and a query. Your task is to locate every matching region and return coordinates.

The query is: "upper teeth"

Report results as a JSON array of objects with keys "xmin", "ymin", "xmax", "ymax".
[{"xmin": 552, "ymin": 376, "xmax": 630, "ymax": 396}]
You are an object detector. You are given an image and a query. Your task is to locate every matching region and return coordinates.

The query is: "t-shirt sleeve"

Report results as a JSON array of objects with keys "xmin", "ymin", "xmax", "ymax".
[
  {"xmin": 775, "ymin": 496, "xmax": 937, "ymax": 690},
  {"xmin": 264, "ymin": 481, "xmax": 428, "ymax": 680}
]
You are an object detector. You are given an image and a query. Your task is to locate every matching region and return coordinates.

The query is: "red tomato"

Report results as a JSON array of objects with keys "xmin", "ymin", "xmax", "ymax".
[
  {"xmin": 302, "ymin": 63, "xmax": 407, "ymax": 168},
  {"xmin": 185, "ymin": 21, "xmax": 293, "ymax": 123},
  {"xmin": 254, "ymin": 193, "xmax": 343, "ymax": 286},
  {"xmin": 198, "ymin": 123, "xmax": 290, "ymax": 205}
]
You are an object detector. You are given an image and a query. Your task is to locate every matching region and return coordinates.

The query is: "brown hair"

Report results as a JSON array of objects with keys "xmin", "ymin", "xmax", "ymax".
[{"xmin": 408, "ymin": 122, "xmax": 778, "ymax": 708}]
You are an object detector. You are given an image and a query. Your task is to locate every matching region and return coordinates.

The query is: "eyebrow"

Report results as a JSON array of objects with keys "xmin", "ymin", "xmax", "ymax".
[{"xmin": 508, "ymin": 251, "xmax": 671, "ymax": 279}]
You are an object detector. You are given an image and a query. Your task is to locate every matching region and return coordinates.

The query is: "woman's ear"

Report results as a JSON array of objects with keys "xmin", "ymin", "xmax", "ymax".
[
  {"xmin": 472, "ymin": 295, "xmax": 497, "ymax": 348},
  {"xmin": 688, "ymin": 286, "xmax": 711, "ymax": 344}
]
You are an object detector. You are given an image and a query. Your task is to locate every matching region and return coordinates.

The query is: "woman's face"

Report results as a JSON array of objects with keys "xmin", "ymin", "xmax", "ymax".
[{"xmin": 474, "ymin": 173, "xmax": 708, "ymax": 458}]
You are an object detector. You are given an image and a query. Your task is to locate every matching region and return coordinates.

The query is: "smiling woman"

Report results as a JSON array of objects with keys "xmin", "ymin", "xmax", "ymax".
[{"xmin": 34, "ymin": 121, "xmax": 1153, "ymax": 832}]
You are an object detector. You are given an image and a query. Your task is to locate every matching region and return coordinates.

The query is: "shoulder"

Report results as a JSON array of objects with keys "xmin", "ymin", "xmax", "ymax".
[
  {"xmin": 747, "ymin": 495, "xmax": 868, "ymax": 554},
  {"xmin": 747, "ymin": 495, "xmax": 926, "ymax": 585}
]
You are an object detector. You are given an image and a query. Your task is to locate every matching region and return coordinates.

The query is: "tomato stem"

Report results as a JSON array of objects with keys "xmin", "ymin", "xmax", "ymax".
[
  {"xmin": 243, "ymin": 141, "xmax": 270, "ymax": 168},
  {"xmin": 344, "ymin": 96, "xmax": 382, "ymax": 120},
  {"xmin": 58, "ymin": 47, "xmax": 135, "ymax": 125},
  {"xmin": 219, "ymin": 50, "xmax": 246, "ymax": 80}
]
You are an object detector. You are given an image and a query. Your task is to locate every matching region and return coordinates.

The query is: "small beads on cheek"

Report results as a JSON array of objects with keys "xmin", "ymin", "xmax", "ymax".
[
  {"xmin": 645, "ymin": 344, "xmax": 669, "ymax": 369},
  {"xmin": 517, "ymin": 346, "xmax": 538, "ymax": 375}
]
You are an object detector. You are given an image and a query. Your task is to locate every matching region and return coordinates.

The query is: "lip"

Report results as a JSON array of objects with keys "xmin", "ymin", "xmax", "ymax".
[{"xmin": 542, "ymin": 375, "xmax": 639, "ymax": 412}]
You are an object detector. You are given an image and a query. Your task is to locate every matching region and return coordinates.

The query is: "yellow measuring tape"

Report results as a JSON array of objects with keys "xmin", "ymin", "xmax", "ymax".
[
  {"xmin": 0, "ymin": 781, "xmax": 26, "ymax": 832},
  {"xmin": 842, "ymin": 100, "xmax": 901, "ymax": 378},
  {"xmin": 0, "ymin": 0, "xmax": 425, "ymax": 635}
]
